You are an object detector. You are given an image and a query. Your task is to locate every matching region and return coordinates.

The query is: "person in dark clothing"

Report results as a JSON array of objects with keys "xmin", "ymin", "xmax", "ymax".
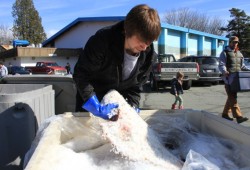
[
  {"xmin": 65, "ymin": 63, "xmax": 71, "ymax": 74},
  {"xmin": 73, "ymin": 4, "xmax": 161, "ymax": 120},
  {"xmin": 170, "ymin": 71, "xmax": 184, "ymax": 109},
  {"xmin": 219, "ymin": 36, "xmax": 250, "ymax": 123}
]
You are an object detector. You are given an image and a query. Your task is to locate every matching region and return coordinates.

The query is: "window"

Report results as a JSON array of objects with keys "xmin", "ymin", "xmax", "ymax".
[
  {"xmin": 186, "ymin": 57, "xmax": 193, "ymax": 62},
  {"xmin": 201, "ymin": 58, "xmax": 218, "ymax": 65}
]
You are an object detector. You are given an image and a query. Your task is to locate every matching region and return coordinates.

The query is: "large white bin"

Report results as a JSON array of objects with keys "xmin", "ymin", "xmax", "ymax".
[
  {"xmin": 24, "ymin": 109, "xmax": 250, "ymax": 169},
  {"xmin": 2, "ymin": 75, "xmax": 76, "ymax": 114},
  {"xmin": 0, "ymin": 84, "xmax": 55, "ymax": 169}
]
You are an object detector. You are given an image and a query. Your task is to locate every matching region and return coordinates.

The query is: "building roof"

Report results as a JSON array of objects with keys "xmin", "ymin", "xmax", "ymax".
[
  {"xmin": 0, "ymin": 45, "xmax": 13, "ymax": 51},
  {"xmin": 42, "ymin": 16, "xmax": 228, "ymax": 47},
  {"xmin": 42, "ymin": 16, "xmax": 125, "ymax": 47}
]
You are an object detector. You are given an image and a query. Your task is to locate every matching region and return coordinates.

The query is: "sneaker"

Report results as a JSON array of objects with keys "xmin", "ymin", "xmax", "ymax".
[
  {"xmin": 171, "ymin": 104, "xmax": 177, "ymax": 110},
  {"xmin": 179, "ymin": 106, "xmax": 184, "ymax": 109},
  {"xmin": 222, "ymin": 115, "xmax": 234, "ymax": 121},
  {"xmin": 236, "ymin": 117, "xmax": 249, "ymax": 124}
]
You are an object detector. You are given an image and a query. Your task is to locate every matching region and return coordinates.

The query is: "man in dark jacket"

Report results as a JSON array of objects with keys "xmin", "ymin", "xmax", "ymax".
[{"xmin": 73, "ymin": 4, "xmax": 161, "ymax": 120}]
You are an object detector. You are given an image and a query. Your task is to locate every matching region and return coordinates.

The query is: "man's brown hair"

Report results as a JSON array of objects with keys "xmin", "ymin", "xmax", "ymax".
[{"xmin": 124, "ymin": 4, "xmax": 161, "ymax": 44}]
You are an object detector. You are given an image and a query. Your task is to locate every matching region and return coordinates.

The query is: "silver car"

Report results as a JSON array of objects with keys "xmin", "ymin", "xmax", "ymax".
[
  {"xmin": 244, "ymin": 58, "xmax": 250, "ymax": 67},
  {"xmin": 179, "ymin": 56, "xmax": 222, "ymax": 85}
]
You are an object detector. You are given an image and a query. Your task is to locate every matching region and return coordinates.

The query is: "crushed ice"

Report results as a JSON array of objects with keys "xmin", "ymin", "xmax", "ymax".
[{"xmin": 24, "ymin": 90, "xmax": 250, "ymax": 170}]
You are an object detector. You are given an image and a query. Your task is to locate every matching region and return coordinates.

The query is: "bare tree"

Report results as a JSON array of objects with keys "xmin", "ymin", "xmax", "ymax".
[
  {"xmin": 0, "ymin": 24, "xmax": 13, "ymax": 45},
  {"xmin": 163, "ymin": 8, "xmax": 225, "ymax": 35},
  {"xmin": 207, "ymin": 17, "xmax": 225, "ymax": 35}
]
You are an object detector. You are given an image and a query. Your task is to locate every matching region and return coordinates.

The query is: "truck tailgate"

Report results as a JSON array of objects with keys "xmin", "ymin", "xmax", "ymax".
[{"xmin": 160, "ymin": 62, "xmax": 198, "ymax": 72}]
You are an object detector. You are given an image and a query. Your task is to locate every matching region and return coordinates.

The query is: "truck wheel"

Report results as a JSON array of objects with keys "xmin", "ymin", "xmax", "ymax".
[
  {"xmin": 150, "ymin": 75, "xmax": 158, "ymax": 91},
  {"xmin": 212, "ymin": 81, "xmax": 219, "ymax": 85},
  {"xmin": 183, "ymin": 80, "xmax": 192, "ymax": 90}
]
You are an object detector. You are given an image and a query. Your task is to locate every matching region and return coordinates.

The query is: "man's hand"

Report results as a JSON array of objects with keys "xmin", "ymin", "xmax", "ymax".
[
  {"xmin": 82, "ymin": 95, "xmax": 119, "ymax": 120},
  {"xmin": 224, "ymin": 71, "xmax": 229, "ymax": 77}
]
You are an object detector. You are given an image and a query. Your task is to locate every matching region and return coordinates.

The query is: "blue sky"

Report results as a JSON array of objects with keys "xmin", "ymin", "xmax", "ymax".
[{"xmin": 1, "ymin": 0, "xmax": 250, "ymax": 38}]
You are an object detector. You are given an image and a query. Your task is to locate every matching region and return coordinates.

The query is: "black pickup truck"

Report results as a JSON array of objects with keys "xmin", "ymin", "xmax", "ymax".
[{"xmin": 150, "ymin": 54, "xmax": 199, "ymax": 90}]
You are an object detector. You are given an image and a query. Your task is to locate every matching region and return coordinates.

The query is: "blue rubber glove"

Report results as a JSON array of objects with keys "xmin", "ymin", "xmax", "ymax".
[
  {"xmin": 82, "ymin": 95, "xmax": 119, "ymax": 120},
  {"xmin": 133, "ymin": 106, "xmax": 140, "ymax": 114}
]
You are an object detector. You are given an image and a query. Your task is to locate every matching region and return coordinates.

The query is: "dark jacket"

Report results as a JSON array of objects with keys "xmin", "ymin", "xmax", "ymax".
[
  {"xmin": 170, "ymin": 78, "xmax": 183, "ymax": 95},
  {"xmin": 73, "ymin": 21, "xmax": 156, "ymax": 111}
]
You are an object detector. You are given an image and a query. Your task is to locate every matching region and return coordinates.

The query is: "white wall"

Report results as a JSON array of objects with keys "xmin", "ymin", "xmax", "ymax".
[
  {"xmin": 204, "ymin": 37, "xmax": 212, "ymax": 56},
  {"xmin": 4, "ymin": 58, "xmax": 21, "ymax": 67},
  {"xmin": 55, "ymin": 21, "xmax": 118, "ymax": 48},
  {"xmin": 166, "ymin": 30, "xmax": 181, "ymax": 59},
  {"xmin": 217, "ymin": 41, "xmax": 224, "ymax": 57},
  {"xmin": 188, "ymin": 35, "xmax": 198, "ymax": 55}
]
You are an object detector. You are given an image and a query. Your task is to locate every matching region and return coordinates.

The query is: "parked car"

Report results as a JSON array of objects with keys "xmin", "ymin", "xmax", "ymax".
[
  {"xmin": 25, "ymin": 62, "xmax": 67, "ymax": 75},
  {"xmin": 7, "ymin": 66, "xmax": 31, "ymax": 75},
  {"xmin": 244, "ymin": 58, "xmax": 250, "ymax": 67},
  {"xmin": 178, "ymin": 56, "xmax": 222, "ymax": 85}
]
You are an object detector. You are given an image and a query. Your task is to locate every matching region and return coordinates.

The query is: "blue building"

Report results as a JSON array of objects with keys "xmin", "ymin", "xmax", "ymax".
[{"xmin": 156, "ymin": 23, "xmax": 228, "ymax": 59}]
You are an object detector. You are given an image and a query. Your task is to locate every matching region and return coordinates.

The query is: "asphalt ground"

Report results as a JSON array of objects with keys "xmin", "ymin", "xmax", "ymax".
[{"xmin": 140, "ymin": 82, "xmax": 250, "ymax": 127}]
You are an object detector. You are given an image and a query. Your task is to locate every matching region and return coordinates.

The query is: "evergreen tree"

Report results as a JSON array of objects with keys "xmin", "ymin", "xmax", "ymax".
[
  {"xmin": 225, "ymin": 8, "xmax": 250, "ymax": 56},
  {"xmin": 12, "ymin": 0, "xmax": 47, "ymax": 46}
]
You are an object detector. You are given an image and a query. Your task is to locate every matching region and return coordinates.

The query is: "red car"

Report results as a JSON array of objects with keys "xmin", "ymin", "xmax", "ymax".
[{"xmin": 25, "ymin": 62, "xmax": 67, "ymax": 75}]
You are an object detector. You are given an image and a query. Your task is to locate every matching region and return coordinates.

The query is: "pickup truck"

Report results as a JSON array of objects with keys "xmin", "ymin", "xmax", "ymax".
[
  {"xmin": 25, "ymin": 62, "xmax": 67, "ymax": 75},
  {"xmin": 150, "ymin": 54, "xmax": 199, "ymax": 90}
]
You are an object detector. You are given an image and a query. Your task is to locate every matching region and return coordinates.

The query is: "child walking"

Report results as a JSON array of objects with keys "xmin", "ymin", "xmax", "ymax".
[{"xmin": 170, "ymin": 71, "xmax": 184, "ymax": 109}]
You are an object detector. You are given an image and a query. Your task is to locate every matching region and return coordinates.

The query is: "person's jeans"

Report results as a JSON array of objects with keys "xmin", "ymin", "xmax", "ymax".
[{"xmin": 174, "ymin": 95, "xmax": 183, "ymax": 106}]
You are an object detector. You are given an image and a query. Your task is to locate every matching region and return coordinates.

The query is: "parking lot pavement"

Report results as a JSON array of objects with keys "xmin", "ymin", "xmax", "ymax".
[{"xmin": 140, "ymin": 83, "xmax": 250, "ymax": 127}]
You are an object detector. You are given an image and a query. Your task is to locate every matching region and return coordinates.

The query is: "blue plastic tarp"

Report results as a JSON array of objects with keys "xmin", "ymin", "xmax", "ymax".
[{"xmin": 13, "ymin": 40, "xmax": 30, "ymax": 47}]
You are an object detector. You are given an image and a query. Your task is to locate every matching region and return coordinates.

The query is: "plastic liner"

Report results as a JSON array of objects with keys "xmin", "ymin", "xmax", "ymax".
[{"xmin": 24, "ymin": 90, "xmax": 250, "ymax": 170}]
